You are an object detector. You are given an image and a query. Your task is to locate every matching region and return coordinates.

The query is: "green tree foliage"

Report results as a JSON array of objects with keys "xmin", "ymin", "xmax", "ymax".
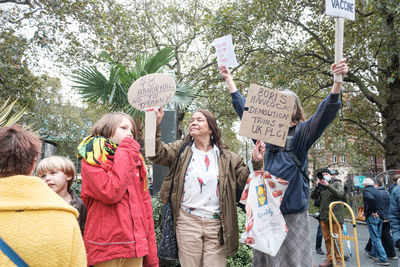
[
  {"xmin": 0, "ymin": 31, "xmax": 46, "ymax": 109},
  {"xmin": 204, "ymin": 0, "xmax": 399, "ymax": 168},
  {"xmin": 0, "ymin": 29, "xmax": 100, "ymax": 161},
  {"xmin": 2, "ymin": 0, "xmax": 399, "ymax": 168}
]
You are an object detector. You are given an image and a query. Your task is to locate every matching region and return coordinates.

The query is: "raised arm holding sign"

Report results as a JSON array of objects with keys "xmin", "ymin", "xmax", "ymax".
[
  {"xmin": 219, "ymin": 60, "xmax": 348, "ymax": 266},
  {"xmin": 325, "ymin": 0, "xmax": 355, "ymax": 83}
]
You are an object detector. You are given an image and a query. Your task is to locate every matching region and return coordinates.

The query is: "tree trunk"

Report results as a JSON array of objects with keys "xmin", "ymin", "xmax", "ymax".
[{"xmin": 382, "ymin": 78, "xmax": 400, "ymax": 170}]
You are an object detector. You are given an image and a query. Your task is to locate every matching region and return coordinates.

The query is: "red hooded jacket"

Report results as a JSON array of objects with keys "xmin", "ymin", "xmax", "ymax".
[{"xmin": 81, "ymin": 137, "xmax": 158, "ymax": 266}]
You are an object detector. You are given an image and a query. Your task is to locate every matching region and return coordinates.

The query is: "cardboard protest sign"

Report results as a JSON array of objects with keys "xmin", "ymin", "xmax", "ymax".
[
  {"xmin": 239, "ymin": 84, "xmax": 295, "ymax": 147},
  {"xmin": 128, "ymin": 73, "xmax": 176, "ymax": 157},
  {"xmin": 214, "ymin": 35, "xmax": 239, "ymax": 67},
  {"xmin": 128, "ymin": 73, "xmax": 176, "ymax": 111},
  {"xmin": 325, "ymin": 0, "xmax": 355, "ymax": 82}
]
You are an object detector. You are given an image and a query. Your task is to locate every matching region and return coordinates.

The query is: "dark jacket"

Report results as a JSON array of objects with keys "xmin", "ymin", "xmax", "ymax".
[
  {"xmin": 389, "ymin": 183, "xmax": 397, "ymax": 195},
  {"xmin": 363, "ymin": 185, "xmax": 385, "ymax": 220},
  {"xmin": 390, "ymin": 186, "xmax": 400, "ymax": 246},
  {"xmin": 311, "ymin": 178, "xmax": 344, "ymax": 222},
  {"xmin": 69, "ymin": 189, "xmax": 87, "ymax": 235},
  {"xmin": 149, "ymin": 127, "xmax": 250, "ymax": 258},
  {"xmin": 376, "ymin": 186, "xmax": 390, "ymax": 220},
  {"xmin": 234, "ymin": 91, "xmax": 341, "ymax": 214}
]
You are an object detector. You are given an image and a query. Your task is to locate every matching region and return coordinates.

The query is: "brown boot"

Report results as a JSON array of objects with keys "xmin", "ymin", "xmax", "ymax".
[{"xmin": 318, "ymin": 260, "xmax": 333, "ymax": 267}]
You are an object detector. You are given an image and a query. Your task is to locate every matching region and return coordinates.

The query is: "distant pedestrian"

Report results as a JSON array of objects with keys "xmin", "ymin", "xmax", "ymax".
[
  {"xmin": 311, "ymin": 168, "xmax": 344, "ymax": 267},
  {"xmin": 363, "ymin": 178, "xmax": 389, "ymax": 266},
  {"xmin": 365, "ymin": 177, "xmax": 397, "ymax": 260}
]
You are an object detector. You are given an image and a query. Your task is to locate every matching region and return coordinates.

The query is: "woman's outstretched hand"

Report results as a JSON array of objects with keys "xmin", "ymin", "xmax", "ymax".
[
  {"xmin": 154, "ymin": 107, "xmax": 164, "ymax": 126},
  {"xmin": 331, "ymin": 58, "xmax": 348, "ymax": 77},
  {"xmin": 331, "ymin": 58, "xmax": 348, "ymax": 94},
  {"xmin": 218, "ymin": 65, "xmax": 238, "ymax": 93},
  {"xmin": 219, "ymin": 65, "xmax": 232, "ymax": 80},
  {"xmin": 252, "ymin": 140, "xmax": 266, "ymax": 162}
]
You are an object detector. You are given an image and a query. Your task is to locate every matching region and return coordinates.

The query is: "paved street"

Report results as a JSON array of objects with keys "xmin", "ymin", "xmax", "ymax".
[{"xmin": 310, "ymin": 216, "xmax": 399, "ymax": 267}]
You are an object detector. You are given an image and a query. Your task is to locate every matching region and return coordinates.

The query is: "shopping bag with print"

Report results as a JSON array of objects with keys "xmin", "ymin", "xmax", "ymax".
[{"xmin": 239, "ymin": 170, "xmax": 289, "ymax": 256}]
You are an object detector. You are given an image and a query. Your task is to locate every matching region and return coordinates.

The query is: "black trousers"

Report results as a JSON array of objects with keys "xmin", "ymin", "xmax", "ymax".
[
  {"xmin": 365, "ymin": 221, "xmax": 396, "ymax": 257},
  {"xmin": 316, "ymin": 222, "xmax": 323, "ymax": 249}
]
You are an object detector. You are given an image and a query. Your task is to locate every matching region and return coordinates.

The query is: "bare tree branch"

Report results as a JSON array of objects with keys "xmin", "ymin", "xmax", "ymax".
[
  {"xmin": 296, "ymin": 52, "xmax": 331, "ymax": 64},
  {"xmin": 356, "ymin": 9, "xmax": 375, "ymax": 17},
  {"xmin": 346, "ymin": 72, "xmax": 386, "ymax": 110},
  {"xmin": 8, "ymin": 7, "xmax": 43, "ymax": 23},
  {"xmin": 342, "ymin": 117, "xmax": 385, "ymax": 148},
  {"xmin": 283, "ymin": 17, "xmax": 333, "ymax": 63}
]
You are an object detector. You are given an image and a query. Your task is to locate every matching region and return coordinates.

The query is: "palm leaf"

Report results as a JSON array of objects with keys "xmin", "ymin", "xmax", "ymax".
[
  {"xmin": 71, "ymin": 67, "xmax": 109, "ymax": 104},
  {"xmin": 167, "ymin": 79, "xmax": 197, "ymax": 111},
  {"xmin": 0, "ymin": 97, "xmax": 27, "ymax": 127},
  {"xmin": 144, "ymin": 47, "xmax": 175, "ymax": 73}
]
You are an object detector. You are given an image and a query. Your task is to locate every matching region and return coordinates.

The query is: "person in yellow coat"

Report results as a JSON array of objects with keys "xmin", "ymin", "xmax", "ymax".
[{"xmin": 0, "ymin": 125, "xmax": 87, "ymax": 267}]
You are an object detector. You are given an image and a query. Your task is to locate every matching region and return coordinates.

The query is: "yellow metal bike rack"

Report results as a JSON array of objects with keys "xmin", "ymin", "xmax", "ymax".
[{"xmin": 328, "ymin": 201, "xmax": 361, "ymax": 267}]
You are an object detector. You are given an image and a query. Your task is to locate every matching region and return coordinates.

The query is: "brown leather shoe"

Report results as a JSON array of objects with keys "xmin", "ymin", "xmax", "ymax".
[{"xmin": 318, "ymin": 260, "xmax": 333, "ymax": 267}]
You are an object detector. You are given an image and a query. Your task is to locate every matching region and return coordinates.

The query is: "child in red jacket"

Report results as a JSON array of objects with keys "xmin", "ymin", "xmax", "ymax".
[{"xmin": 78, "ymin": 112, "xmax": 158, "ymax": 267}]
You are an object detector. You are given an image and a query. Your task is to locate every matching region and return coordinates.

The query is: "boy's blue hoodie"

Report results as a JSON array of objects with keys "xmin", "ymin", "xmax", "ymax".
[{"xmin": 231, "ymin": 90, "xmax": 340, "ymax": 214}]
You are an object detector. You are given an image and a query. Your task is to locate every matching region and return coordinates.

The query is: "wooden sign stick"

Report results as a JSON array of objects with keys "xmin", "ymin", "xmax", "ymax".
[
  {"xmin": 334, "ymin": 17, "xmax": 344, "ymax": 83},
  {"xmin": 144, "ymin": 108, "xmax": 157, "ymax": 157}
]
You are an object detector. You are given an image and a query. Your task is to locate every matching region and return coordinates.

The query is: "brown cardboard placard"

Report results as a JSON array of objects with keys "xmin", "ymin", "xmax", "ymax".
[
  {"xmin": 127, "ymin": 73, "xmax": 176, "ymax": 111},
  {"xmin": 239, "ymin": 84, "xmax": 295, "ymax": 147},
  {"xmin": 127, "ymin": 73, "xmax": 176, "ymax": 156}
]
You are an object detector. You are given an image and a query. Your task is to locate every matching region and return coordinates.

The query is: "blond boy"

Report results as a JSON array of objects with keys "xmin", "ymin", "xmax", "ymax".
[{"xmin": 36, "ymin": 156, "xmax": 86, "ymax": 235}]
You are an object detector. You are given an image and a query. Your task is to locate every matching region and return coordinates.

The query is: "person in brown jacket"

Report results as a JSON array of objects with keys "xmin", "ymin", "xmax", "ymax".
[{"xmin": 150, "ymin": 108, "xmax": 259, "ymax": 267}]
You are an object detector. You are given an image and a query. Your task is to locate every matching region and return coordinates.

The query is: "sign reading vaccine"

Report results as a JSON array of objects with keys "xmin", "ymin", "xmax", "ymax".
[{"xmin": 326, "ymin": 0, "xmax": 356, "ymax": 20}]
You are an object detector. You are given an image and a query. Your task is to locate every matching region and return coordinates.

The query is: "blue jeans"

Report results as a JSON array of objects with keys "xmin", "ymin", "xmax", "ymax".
[{"xmin": 366, "ymin": 215, "xmax": 387, "ymax": 262}]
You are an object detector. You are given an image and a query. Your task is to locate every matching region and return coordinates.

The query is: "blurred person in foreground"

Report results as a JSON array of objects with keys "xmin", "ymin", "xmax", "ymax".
[
  {"xmin": 0, "ymin": 125, "xmax": 86, "ymax": 266},
  {"xmin": 389, "ymin": 174, "xmax": 400, "ymax": 195},
  {"xmin": 389, "ymin": 176, "xmax": 400, "ymax": 258}
]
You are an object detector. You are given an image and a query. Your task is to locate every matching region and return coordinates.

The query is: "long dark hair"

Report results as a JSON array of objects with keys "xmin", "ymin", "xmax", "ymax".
[
  {"xmin": 184, "ymin": 109, "xmax": 227, "ymax": 151},
  {"xmin": 280, "ymin": 89, "xmax": 306, "ymax": 126}
]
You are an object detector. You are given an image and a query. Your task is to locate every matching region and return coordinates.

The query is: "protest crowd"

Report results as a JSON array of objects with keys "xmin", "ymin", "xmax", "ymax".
[{"xmin": 1, "ymin": 4, "xmax": 399, "ymax": 267}]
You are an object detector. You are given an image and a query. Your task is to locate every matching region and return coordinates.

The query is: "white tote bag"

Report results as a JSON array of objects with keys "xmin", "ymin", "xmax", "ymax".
[{"xmin": 240, "ymin": 170, "xmax": 289, "ymax": 256}]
